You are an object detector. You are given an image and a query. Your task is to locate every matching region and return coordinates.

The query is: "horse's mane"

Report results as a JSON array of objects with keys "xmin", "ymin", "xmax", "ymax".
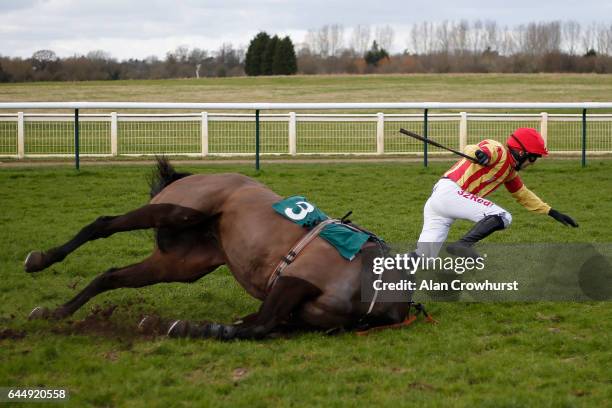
[{"xmin": 149, "ymin": 156, "xmax": 193, "ymax": 198}]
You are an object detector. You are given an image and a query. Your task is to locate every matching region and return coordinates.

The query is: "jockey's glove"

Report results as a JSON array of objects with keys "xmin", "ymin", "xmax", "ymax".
[
  {"xmin": 475, "ymin": 149, "xmax": 490, "ymax": 166},
  {"xmin": 548, "ymin": 208, "xmax": 579, "ymax": 227}
]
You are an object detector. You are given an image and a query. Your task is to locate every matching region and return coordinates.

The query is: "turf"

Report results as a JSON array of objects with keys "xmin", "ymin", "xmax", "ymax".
[
  {"xmin": 2, "ymin": 74, "xmax": 612, "ymax": 106},
  {"xmin": 1, "ymin": 160, "xmax": 611, "ymax": 407}
]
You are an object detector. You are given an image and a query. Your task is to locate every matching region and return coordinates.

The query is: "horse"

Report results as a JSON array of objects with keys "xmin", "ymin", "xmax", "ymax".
[{"xmin": 24, "ymin": 157, "xmax": 410, "ymax": 340}]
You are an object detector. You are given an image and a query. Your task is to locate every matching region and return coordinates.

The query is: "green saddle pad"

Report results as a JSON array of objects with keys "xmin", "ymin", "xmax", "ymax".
[{"xmin": 272, "ymin": 196, "xmax": 370, "ymax": 261}]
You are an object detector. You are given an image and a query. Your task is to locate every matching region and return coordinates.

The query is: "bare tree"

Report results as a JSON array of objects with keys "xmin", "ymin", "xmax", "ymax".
[
  {"xmin": 454, "ymin": 20, "xmax": 469, "ymax": 54},
  {"xmin": 484, "ymin": 20, "xmax": 499, "ymax": 52},
  {"xmin": 581, "ymin": 22, "xmax": 596, "ymax": 54},
  {"xmin": 167, "ymin": 46, "xmax": 189, "ymax": 63},
  {"xmin": 86, "ymin": 50, "xmax": 113, "ymax": 61},
  {"xmin": 374, "ymin": 25, "xmax": 395, "ymax": 52},
  {"xmin": 408, "ymin": 23, "xmax": 420, "ymax": 54},
  {"xmin": 437, "ymin": 21, "xmax": 451, "ymax": 54},
  {"xmin": 329, "ymin": 24, "xmax": 344, "ymax": 57},
  {"xmin": 316, "ymin": 25, "xmax": 331, "ymax": 57},
  {"xmin": 304, "ymin": 25, "xmax": 338, "ymax": 57},
  {"xmin": 563, "ymin": 21, "xmax": 581, "ymax": 55},
  {"xmin": 189, "ymin": 48, "xmax": 209, "ymax": 77},
  {"xmin": 410, "ymin": 22, "xmax": 436, "ymax": 54},
  {"xmin": 350, "ymin": 25, "xmax": 371, "ymax": 55},
  {"xmin": 31, "ymin": 49, "xmax": 58, "ymax": 71},
  {"xmin": 546, "ymin": 21, "xmax": 562, "ymax": 53},
  {"xmin": 469, "ymin": 20, "xmax": 484, "ymax": 53},
  {"xmin": 304, "ymin": 29, "xmax": 317, "ymax": 54},
  {"xmin": 517, "ymin": 21, "xmax": 561, "ymax": 54},
  {"xmin": 595, "ymin": 23, "xmax": 612, "ymax": 55}
]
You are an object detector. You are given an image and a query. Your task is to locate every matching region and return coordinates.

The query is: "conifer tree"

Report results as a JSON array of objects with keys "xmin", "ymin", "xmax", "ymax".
[
  {"xmin": 261, "ymin": 35, "xmax": 280, "ymax": 75},
  {"xmin": 273, "ymin": 36, "xmax": 298, "ymax": 75},
  {"xmin": 244, "ymin": 32, "xmax": 270, "ymax": 76}
]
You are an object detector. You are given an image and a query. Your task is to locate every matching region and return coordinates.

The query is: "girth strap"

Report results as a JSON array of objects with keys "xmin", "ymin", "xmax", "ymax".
[{"xmin": 266, "ymin": 218, "xmax": 338, "ymax": 293}]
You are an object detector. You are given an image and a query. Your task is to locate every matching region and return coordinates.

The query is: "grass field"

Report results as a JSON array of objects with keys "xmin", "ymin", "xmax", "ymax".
[
  {"xmin": 1, "ymin": 159, "xmax": 611, "ymax": 407},
  {"xmin": 2, "ymin": 74, "xmax": 612, "ymax": 106}
]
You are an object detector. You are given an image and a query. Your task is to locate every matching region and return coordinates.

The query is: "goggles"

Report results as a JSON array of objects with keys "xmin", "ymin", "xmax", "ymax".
[
  {"xmin": 527, "ymin": 153, "xmax": 541, "ymax": 163},
  {"xmin": 510, "ymin": 134, "xmax": 541, "ymax": 166}
]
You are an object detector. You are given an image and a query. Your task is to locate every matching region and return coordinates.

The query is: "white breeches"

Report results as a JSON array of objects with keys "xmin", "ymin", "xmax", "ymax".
[{"xmin": 416, "ymin": 178, "xmax": 512, "ymax": 258}]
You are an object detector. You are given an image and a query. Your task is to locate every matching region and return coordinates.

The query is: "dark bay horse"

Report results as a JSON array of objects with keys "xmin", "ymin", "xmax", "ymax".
[{"xmin": 25, "ymin": 158, "xmax": 408, "ymax": 339}]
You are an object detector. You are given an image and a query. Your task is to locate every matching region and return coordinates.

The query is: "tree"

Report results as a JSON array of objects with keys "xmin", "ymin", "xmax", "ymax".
[
  {"xmin": 374, "ymin": 25, "xmax": 395, "ymax": 53},
  {"xmin": 86, "ymin": 50, "xmax": 113, "ymax": 61},
  {"xmin": 272, "ymin": 36, "xmax": 298, "ymax": 75},
  {"xmin": 351, "ymin": 25, "xmax": 371, "ymax": 55},
  {"xmin": 245, "ymin": 32, "xmax": 270, "ymax": 76},
  {"xmin": 261, "ymin": 35, "xmax": 280, "ymax": 75},
  {"xmin": 563, "ymin": 21, "xmax": 581, "ymax": 55},
  {"xmin": 0, "ymin": 62, "xmax": 11, "ymax": 82},
  {"xmin": 364, "ymin": 41, "xmax": 389, "ymax": 66},
  {"xmin": 31, "ymin": 49, "xmax": 58, "ymax": 71},
  {"xmin": 329, "ymin": 24, "xmax": 344, "ymax": 57}
]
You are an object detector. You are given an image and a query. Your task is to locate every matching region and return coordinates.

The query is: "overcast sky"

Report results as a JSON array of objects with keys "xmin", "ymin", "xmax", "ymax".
[{"xmin": 0, "ymin": 0, "xmax": 610, "ymax": 60}]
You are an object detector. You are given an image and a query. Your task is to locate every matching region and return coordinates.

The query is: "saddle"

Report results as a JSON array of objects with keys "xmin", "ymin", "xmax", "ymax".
[{"xmin": 268, "ymin": 196, "xmax": 386, "ymax": 292}]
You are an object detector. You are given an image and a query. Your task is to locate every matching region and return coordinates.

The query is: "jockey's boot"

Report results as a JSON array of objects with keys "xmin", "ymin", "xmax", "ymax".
[{"xmin": 446, "ymin": 215, "xmax": 505, "ymax": 259}]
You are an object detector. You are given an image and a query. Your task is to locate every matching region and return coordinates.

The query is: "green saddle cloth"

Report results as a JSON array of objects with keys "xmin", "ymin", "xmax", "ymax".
[{"xmin": 272, "ymin": 196, "xmax": 370, "ymax": 261}]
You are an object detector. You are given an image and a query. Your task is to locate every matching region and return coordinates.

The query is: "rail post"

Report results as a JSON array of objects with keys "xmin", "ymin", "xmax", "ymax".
[
  {"xmin": 17, "ymin": 112, "xmax": 24, "ymax": 158},
  {"xmin": 459, "ymin": 111, "xmax": 468, "ymax": 152},
  {"xmin": 289, "ymin": 112, "xmax": 297, "ymax": 155},
  {"xmin": 582, "ymin": 109, "xmax": 587, "ymax": 167},
  {"xmin": 74, "ymin": 109, "xmax": 80, "ymax": 170},
  {"xmin": 376, "ymin": 112, "xmax": 384, "ymax": 155},
  {"xmin": 110, "ymin": 112, "xmax": 118, "ymax": 156},
  {"xmin": 255, "ymin": 109, "xmax": 260, "ymax": 170},
  {"xmin": 201, "ymin": 111, "xmax": 208, "ymax": 157},
  {"xmin": 423, "ymin": 109, "xmax": 429, "ymax": 167},
  {"xmin": 540, "ymin": 112, "xmax": 548, "ymax": 147}
]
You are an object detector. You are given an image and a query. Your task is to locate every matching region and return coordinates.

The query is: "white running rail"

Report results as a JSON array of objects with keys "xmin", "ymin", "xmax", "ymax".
[{"xmin": 0, "ymin": 103, "xmax": 611, "ymax": 158}]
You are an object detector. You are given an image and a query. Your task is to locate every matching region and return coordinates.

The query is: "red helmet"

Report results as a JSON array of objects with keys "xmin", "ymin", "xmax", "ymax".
[{"xmin": 507, "ymin": 128, "xmax": 548, "ymax": 156}]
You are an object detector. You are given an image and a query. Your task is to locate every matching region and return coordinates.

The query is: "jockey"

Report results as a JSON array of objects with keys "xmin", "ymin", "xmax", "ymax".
[{"xmin": 415, "ymin": 128, "xmax": 579, "ymax": 259}]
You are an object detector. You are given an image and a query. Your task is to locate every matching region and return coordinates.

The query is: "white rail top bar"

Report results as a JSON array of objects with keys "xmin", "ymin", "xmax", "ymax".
[{"xmin": 0, "ymin": 102, "xmax": 611, "ymax": 110}]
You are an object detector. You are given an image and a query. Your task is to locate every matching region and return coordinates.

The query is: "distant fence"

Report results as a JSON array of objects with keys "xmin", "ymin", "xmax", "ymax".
[{"xmin": 1, "ymin": 102, "xmax": 611, "ymax": 168}]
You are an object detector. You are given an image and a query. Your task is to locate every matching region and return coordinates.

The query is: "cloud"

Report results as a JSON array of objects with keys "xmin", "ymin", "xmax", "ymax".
[{"xmin": 0, "ymin": 0, "xmax": 608, "ymax": 59}]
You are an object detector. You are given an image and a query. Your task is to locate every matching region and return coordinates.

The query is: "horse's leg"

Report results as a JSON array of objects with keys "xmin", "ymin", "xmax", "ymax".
[
  {"xmin": 31, "ymin": 243, "xmax": 224, "ymax": 320},
  {"xmin": 168, "ymin": 276, "xmax": 321, "ymax": 340},
  {"xmin": 25, "ymin": 203, "xmax": 207, "ymax": 273}
]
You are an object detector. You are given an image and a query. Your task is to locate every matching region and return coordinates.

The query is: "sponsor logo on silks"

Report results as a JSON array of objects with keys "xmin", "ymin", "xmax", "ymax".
[{"xmin": 457, "ymin": 190, "xmax": 494, "ymax": 207}]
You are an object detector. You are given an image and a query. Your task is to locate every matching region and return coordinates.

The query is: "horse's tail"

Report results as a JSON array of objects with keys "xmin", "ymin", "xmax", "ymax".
[{"xmin": 149, "ymin": 156, "xmax": 192, "ymax": 198}]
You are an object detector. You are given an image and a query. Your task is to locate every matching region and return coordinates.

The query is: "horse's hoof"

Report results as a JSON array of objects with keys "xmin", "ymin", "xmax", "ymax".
[
  {"xmin": 28, "ymin": 306, "xmax": 51, "ymax": 320},
  {"xmin": 167, "ymin": 320, "xmax": 190, "ymax": 338},
  {"xmin": 24, "ymin": 251, "xmax": 46, "ymax": 273},
  {"xmin": 138, "ymin": 315, "xmax": 161, "ymax": 334}
]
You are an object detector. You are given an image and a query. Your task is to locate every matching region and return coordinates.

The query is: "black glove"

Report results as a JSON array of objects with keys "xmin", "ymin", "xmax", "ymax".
[
  {"xmin": 548, "ymin": 208, "xmax": 579, "ymax": 227},
  {"xmin": 475, "ymin": 149, "xmax": 490, "ymax": 166}
]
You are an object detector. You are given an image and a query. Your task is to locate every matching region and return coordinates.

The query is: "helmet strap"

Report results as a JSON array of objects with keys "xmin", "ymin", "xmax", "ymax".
[
  {"xmin": 509, "ymin": 134, "xmax": 529, "ymax": 171},
  {"xmin": 509, "ymin": 148, "xmax": 527, "ymax": 170}
]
